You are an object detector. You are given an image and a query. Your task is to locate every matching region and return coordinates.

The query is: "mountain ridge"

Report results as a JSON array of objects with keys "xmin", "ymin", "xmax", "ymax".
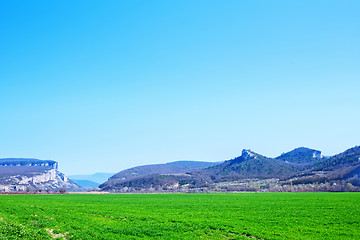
[
  {"xmin": 100, "ymin": 146, "xmax": 360, "ymax": 192},
  {"xmin": 108, "ymin": 160, "xmax": 222, "ymax": 182}
]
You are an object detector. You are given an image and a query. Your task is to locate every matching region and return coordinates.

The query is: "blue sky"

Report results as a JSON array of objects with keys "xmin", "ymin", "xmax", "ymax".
[{"xmin": 1, "ymin": 1, "xmax": 359, "ymax": 175}]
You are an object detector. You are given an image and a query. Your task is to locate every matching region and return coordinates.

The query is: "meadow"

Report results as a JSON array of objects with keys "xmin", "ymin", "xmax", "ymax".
[{"xmin": 0, "ymin": 193, "xmax": 359, "ymax": 239}]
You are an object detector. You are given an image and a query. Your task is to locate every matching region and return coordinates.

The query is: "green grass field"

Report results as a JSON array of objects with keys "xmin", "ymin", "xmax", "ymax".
[{"xmin": 0, "ymin": 193, "xmax": 359, "ymax": 239}]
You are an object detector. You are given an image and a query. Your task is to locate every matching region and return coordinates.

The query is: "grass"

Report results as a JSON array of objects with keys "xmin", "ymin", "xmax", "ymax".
[{"xmin": 0, "ymin": 192, "xmax": 359, "ymax": 239}]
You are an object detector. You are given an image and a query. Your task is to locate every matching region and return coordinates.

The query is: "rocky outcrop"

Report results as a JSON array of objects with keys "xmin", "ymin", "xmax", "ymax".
[{"xmin": 0, "ymin": 158, "xmax": 83, "ymax": 192}]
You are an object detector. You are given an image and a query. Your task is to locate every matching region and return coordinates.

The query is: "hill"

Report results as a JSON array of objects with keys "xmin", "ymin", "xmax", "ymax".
[
  {"xmin": 286, "ymin": 146, "xmax": 360, "ymax": 187},
  {"xmin": 100, "ymin": 160, "xmax": 222, "ymax": 191},
  {"xmin": 109, "ymin": 161, "xmax": 222, "ymax": 182},
  {"xmin": 100, "ymin": 146, "xmax": 360, "ymax": 193},
  {"xmin": 276, "ymin": 147, "xmax": 323, "ymax": 164},
  {"xmin": 0, "ymin": 158, "xmax": 83, "ymax": 192},
  {"xmin": 198, "ymin": 149, "xmax": 298, "ymax": 181},
  {"xmin": 314, "ymin": 146, "xmax": 360, "ymax": 170}
]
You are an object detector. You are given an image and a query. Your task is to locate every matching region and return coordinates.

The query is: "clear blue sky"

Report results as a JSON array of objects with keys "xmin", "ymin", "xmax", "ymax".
[{"xmin": 1, "ymin": 1, "xmax": 359, "ymax": 175}]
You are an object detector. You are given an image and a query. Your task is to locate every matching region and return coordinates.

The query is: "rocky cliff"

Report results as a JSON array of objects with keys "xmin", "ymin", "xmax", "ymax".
[{"xmin": 0, "ymin": 158, "xmax": 83, "ymax": 192}]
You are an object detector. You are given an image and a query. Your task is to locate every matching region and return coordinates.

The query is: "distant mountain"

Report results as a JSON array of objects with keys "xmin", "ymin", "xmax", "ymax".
[
  {"xmin": 0, "ymin": 158, "xmax": 83, "ymax": 192},
  {"xmin": 71, "ymin": 180, "xmax": 100, "ymax": 189},
  {"xmin": 69, "ymin": 172, "xmax": 114, "ymax": 184},
  {"xmin": 100, "ymin": 146, "xmax": 360, "ymax": 193}
]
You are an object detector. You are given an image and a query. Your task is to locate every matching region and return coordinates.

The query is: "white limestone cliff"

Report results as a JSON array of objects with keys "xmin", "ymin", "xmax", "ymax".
[{"xmin": 0, "ymin": 159, "xmax": 83, "ymax": 192}]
